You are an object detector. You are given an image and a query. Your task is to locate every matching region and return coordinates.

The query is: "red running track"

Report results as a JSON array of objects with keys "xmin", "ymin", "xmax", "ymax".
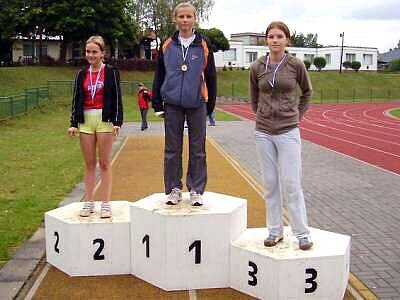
[{"xmin": 219, "ymin": 102, "xmax": 400, "ymax": 175}]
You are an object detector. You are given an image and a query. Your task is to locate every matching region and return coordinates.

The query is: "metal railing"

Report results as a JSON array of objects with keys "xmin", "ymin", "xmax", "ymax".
[{"xmin": 0, "ymin": 87, "xmax": 49, "ymax": 120}]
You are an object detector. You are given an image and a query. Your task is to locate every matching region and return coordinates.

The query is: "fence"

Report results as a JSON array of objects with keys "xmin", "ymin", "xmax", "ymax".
[
  {"xmin": 47, "ymin": 80, "xmax": 153, "ymax": 98},
  {"xmin": 2, "ymin": 80, "xmax": 399, "ymax": 120},
  {"xmin": 0, "ymin": 87, "xmax": 49, "ymax": 120},
  {"xmin": 218, "ymin": 84, "xmax": 400, "ymax": 104}
]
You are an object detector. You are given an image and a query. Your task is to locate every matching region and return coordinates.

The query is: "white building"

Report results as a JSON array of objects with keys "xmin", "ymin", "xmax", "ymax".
[{"xmin": 214, "ymin": 33, "xmax": 378, "ymax": 71}]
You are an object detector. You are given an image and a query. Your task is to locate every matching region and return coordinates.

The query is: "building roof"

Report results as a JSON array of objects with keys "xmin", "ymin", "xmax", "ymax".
[{"xmin": 378, "ymin": 48, "xmax": 400, "ymax": 63}]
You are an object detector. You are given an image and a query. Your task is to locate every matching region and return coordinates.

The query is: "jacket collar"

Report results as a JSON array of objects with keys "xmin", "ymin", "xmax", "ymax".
[{"xmin": 171, "ymin": 30, "xmax": 202, "ymax": 45}]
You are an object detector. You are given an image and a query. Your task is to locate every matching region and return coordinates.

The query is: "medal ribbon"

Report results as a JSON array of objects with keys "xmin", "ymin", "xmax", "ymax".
[
  {"xmin": 265, "ymin": 54, "xmax": 286, "ymax": 88},
  {"xmin": 89, "ymin": 63, "xmax": 103, "ymax": 101}
]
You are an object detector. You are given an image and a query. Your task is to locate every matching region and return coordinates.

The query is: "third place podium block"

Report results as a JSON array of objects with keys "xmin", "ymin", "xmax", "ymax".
[
  {"xmin": 130, "ymin": 192, "xmax": 247, "ymax": 291},
  {"xmin": 230, "ymin": 227, "xmax": 350, "ymax": 300},
  {"xmin": 45, "ymin": 201, "xmax": 131, "ymax": 276}
]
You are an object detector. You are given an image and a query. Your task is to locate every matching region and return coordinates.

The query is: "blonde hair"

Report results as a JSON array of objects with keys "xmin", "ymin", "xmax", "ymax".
[
  {"xmin": 173, "ymin": 2, "xmax": 197, "ymax": 19},
  {"xmin": 86, "ymin": 35, "xmax": 106, "ymax": 52}
]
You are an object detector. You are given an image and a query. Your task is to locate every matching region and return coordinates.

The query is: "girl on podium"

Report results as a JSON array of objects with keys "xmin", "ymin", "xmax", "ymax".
[
  {"xmin": 68, "ymin": 35, "xmax": 123, "ymax": 218},
  {"xmin": 249, "ymin": 21, "xmax": 313, "ymax": 250},
  {"xmin": 152, "ymin": 2, "xmax": 217, "ymax": 206}
]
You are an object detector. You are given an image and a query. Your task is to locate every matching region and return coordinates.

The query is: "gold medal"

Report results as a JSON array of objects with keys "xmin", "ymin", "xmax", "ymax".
[{"xmin": 181, "ymin": 64, "xmax": 188, "ymax": 72}]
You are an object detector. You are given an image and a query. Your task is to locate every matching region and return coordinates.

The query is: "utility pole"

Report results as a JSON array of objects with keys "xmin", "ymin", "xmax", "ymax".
[{"xmin": 339, "ymin": 32, "xmax": 344, "ymax": 73}]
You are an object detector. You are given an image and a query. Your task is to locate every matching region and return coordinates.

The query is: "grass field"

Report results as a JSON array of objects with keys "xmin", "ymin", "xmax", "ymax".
[{"xmin": 389, "ymin": 109, "xmax": 400, "ymax": 118}]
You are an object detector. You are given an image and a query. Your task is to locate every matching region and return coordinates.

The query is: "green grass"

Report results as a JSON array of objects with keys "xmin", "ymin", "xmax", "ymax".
[
  {"xmin": 0, "ymin": 97, "xmax": 83, "ymax": 266},
  {"xmin": 2, "ymin": 66, "xmax": 400, "ymax": 102},
  {"xmin": 389, "ymin": 108, "xmax": 400, "ymax": 118}
]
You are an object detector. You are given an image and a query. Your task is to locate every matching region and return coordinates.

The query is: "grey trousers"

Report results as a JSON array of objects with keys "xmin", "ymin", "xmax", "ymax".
[
  {"xmin": 164, "ymin": 103, "xmax": 207, "ymax": 195},
  {"xmin": 255, "ymin": 128, "xmax": 310, "ymax": 239}
]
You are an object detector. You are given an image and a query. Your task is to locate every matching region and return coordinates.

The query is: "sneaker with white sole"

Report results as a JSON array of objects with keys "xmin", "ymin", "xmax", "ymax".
[
  {"xmin": 190, "ymin": 191, "xmax": 203, "ymax": 206},
  {"xmin": 100, "ymin": 202, "xmax": 112, "ymax": 218},
  {"xmin": 166, "ymin": 188, "xmax": 182, "ymax": 205},
  {"xmin": 264, "ymin": 234, "xmax": 283, "ymax": 247},
  {"xmin": 298, "ymin": 236, "xmax": 313, "ymax": 250},
  {"xmin": 80, "ymin": 201, "xmax": 94, "ymax": 217}
]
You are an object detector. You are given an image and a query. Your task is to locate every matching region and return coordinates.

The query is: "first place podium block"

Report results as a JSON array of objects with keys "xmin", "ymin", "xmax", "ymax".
[
  {"xmin": 130, "ymin": 192, "xmax": 247, "ymax": 291},
  {"xmin": 45, "ymin": 201, "xmax": 131, "ymax": 276},
  {"xmin": 230, "ymin": 227, "xmax": 350, "ymax": 300}
]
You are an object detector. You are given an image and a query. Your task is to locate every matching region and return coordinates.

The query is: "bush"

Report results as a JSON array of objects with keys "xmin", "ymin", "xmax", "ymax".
[
  {"xmin": 351, "ymin": 61, "xmax": 361, "ymax": 72},
  {"xmin": 342, "ymin": 61, "xmax": 352, "ymax": 69},
  {"xmin": 108, "ymin": 58, "xmax": 156, "ymax": 71},
  {"xmin": 303, "ymin": 60, "xmax": 311, "ymax": 70},
  {"xmin": 313, "ymin": 57, "xmax": 326, "ymax": 71},
  {"xmin": 388, "ymin": 59, "xmax": 400, "ymax": 71}
]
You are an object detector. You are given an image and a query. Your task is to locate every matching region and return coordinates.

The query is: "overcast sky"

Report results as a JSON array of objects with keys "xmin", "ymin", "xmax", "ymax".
[{"xmin": 200, "ymin": 0, "xmax": 400, "ymax": 53}]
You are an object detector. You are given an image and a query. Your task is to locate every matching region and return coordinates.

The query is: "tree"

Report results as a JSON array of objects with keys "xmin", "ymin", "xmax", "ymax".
[
  {"xmin": 388, "ymin": 59, "xmax": 400, "ymax": 71},
  {"xmin": 303, "ymin": 60, "xmax": 311, "ymax": 70},
  {"xmin": 291, "ymin": 31, "xmax": 322, "ymax": 48},
  {"xmin": 351, "ymin": 61, "xmax": 361, "ymax": 72},
  {"xmin": 313, "ymin": 57, "xmax": 326, "ymax": 71},
  {"xmin": 44, "ymin": 0, "xmax": 138, "ymax": 62},
  {"xmin": 197, "ymin": 28, "xmax": 229, "ymax": 52},
  {"xmin": 132, "ymin": 0, "xmax": 214, "ymax": 42}
]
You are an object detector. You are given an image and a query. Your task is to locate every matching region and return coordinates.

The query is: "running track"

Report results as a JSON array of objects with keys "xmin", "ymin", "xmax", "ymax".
[{"xmin": 219, "ymin": 102, "xmax": 400, "ymax": 175}]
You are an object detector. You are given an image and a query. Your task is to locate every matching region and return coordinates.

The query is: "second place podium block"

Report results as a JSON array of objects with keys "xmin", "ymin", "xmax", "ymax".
[
  {"xmin": 45, "ymin": 201, "xmax": 131, "ymax": 276},
  {"xmin": 130, "ymin": 192, "xmax": 247, "ymax": 291}
]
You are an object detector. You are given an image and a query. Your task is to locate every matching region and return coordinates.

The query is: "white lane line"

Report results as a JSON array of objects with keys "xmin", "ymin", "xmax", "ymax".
[
  {"xmin": 301, "ymin": 125, "xmax": 400, "ymax": 159},
  {"xmin": 24, "ymin": 263, "xmax": 51, "ymax": 300}
]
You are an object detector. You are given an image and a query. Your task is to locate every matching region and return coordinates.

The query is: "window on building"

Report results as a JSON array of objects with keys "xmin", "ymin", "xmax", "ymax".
[
  {"xmin": 304, "ymin": 54, "xmax": 314, "ymax": 63},
  {"xmin": 245, "ymin": 52, "xmax": 257, "ymax": 63},
  {"xmin": 363, "ymin": 54, "xmax": 373, "ymax": 65},
  {"xmin": 23, "ymin": 43, "xmax": 34, "ymax": 57},
  {"xmin": 345, "ymin": 53, "xmax": 356, "ymax": 62},
  {"xmin": 325, "ymin": 54, "xmax": 331, "ymax": 64},
  {"xmin": 224, "ymin": 49, "xmax": 236, "ymax": 61},
  {"xmin": 22, "ymin": 42, "xmax": 47, "ymax": 57}
]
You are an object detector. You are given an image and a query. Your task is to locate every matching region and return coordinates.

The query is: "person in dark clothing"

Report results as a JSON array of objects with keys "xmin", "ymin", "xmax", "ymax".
[
  {"xmin": 152, "ymin": 2, "xmax": 217, "ymax": 206},
  {"xmin": 137, "ymin": 83, "xmax": 152, "ymax": 131}
]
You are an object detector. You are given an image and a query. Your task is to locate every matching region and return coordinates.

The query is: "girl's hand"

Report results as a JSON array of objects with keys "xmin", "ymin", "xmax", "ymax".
[
  {"xmin": 113, "ymin": 126, "xmax": 120, "ymax": 136},
  {"xmin": 67, "ymin": 127, "xmax": 79, "ymax": 137}
]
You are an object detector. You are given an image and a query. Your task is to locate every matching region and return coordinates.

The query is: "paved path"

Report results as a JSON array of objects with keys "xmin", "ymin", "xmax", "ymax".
[{"xmin": 205, "ymin": 120, "xmax": 400, "ymax": 300}]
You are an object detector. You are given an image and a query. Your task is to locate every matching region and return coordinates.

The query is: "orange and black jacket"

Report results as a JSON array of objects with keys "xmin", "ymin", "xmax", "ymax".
[{"xmin": 152, "ymin": 31, "xmax": 217, "ymax": 115}]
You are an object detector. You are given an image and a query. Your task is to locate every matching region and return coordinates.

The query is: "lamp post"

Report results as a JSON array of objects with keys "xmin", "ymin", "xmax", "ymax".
[{"xmin": 339, "ymin": 32, "xmax": 344, "ymax": 73}]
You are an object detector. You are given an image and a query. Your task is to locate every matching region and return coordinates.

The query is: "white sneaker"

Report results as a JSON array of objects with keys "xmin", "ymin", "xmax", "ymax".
[
  {"xmin": 166, "ymin": 188, "xmax": 182, "ymax": 205},
  {"xmin": 190, "ymin": 191, "xmax": 203, "ymax": 206},
  {"xmin": 80, "ymin": 201, "xmax": 94, "ymax": 217},
  {"xmin": 100, "ymin": 201, "xmax": 112, "ymax": 218}
]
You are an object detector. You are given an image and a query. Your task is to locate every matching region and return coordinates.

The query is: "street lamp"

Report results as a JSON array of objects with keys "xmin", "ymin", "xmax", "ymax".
[{"xmin": 339, "ymin": 32, "xmax": 344, "ymax": 73}]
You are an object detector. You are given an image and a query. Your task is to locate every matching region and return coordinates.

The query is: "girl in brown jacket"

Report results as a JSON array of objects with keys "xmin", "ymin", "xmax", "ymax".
[{"xmin": 250, "ymin": 21, "xmax": 313, "ymax": 250}]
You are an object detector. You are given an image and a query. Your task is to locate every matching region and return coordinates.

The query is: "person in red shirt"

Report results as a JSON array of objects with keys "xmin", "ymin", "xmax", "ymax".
[
  {"xmin": 67, "ymin": 35, "xmax": 123, "ymax": 218},
  {"xmin": 137, "ymin": 83, "xmax": 152, "ymax": 131}
]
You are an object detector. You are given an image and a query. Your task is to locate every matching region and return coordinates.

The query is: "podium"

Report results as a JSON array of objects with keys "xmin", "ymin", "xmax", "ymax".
[
  {"xmin": 130, "ymin": 192, "xmax": 247, "ymax": 291},
  {"xmin": 45, "ymin": 201, "xmax": 131, "ymax": 276},
  {"xmin": 44, "ymin": 195, "xmax": 351, "ymax": 299},
  {"xmin": 230, "ymin": 227, "xmax": 350, "ymax": 300}
]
